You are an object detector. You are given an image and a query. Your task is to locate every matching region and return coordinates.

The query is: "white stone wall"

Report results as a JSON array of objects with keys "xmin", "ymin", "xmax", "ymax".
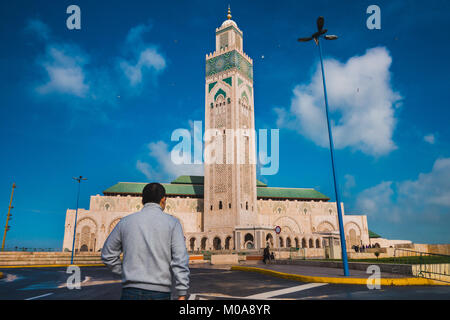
[{"xmin": 63, "ymin": 195, "xmax": 370, "ymax": 253}]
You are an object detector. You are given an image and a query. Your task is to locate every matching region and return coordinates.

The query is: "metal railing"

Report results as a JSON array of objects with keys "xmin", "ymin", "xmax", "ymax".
[{"xmin": 394, "ymin": 248, "xmax": 450, "ymax": 283}]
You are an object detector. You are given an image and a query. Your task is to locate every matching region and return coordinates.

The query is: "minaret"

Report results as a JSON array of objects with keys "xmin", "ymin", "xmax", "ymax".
[{"xmin": 204, "ymin": 8, "xmax": 258, "ymax": 245}]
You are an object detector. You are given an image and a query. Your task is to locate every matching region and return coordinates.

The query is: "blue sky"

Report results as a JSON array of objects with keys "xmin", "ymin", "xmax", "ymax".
[{"xmin": 0, "ymin": 0, "xmax": 449, "ymax": 249}]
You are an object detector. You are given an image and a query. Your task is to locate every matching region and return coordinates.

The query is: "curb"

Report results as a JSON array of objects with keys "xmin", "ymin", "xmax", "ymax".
[
  {"xmin": 0, "ymin": 263, "xmax": 105, "ymax": 269},
  {"xmin": 230, "ymin": 266, "xmax": 449, "ymax": 286}
]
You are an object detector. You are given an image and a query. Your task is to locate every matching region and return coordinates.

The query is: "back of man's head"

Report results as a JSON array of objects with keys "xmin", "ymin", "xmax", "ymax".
[{"xmin": 142, "ymin": 183, "xmax": 166, "ymax": 205}]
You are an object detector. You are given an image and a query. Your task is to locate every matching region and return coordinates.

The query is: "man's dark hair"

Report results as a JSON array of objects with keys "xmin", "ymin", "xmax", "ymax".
[{"xmin": 142, "ymin": 183, "xmax": 166, "ymax": 205}]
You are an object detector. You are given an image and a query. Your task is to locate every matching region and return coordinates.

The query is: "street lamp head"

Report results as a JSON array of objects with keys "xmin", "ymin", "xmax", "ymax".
[
  {"xmin": 297, "ymin": 16, "xmax": 338, "ymax": 45},
  {"xmin": 324, "ymin": 35, "xmax": 338, "ymax": 40}
]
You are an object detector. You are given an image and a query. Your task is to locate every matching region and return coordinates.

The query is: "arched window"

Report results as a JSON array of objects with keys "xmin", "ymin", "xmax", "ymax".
[
  {"xmin": 219, "ymin": 201, "xmax": 223, "ymax": 210},
  {"xmin": 302, "ymin": 238, "xmax": 307, "ymax": 248},
  {"xmin": 309, "ymin": 239, "xmax": 314, "ymax": 248},
  {"xmin": 316, "ymin": 239, "xmax": 320, "ymax": 248},
  {"xmin": 245, "ymin": 202, "xmax": 248, "ymax": 210},
  {"xmin": 286, "ymin": 237, "xmax": 292, "ymax": 248}
]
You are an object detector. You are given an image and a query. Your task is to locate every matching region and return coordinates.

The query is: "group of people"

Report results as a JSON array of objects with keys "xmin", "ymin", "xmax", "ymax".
[{"xmin": 352, "ymin": 244, "xmax": 376, "ymax": 252}]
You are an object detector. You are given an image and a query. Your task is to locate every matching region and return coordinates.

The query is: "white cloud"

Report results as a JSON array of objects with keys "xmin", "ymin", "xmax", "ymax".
[
  {"xmin": 118, "ymin": 22, "xmax": 166, "ymax": 87},
  {"xmin": 137, "ymin": 141, "xmax": 203, "ymax": 181},
  {"xmin": 423, "ymin": 133, "xmax": 436, "ymax": 144},
  {"xmin": 36, "ymin": 44, "xmax": 89, "ymax": 97},
  {"xmin": 277, "ymin": 47, "xmax": 402, "ymax": 156},
  {"xmin": 356, "ymin": 157, "xmax": 450, "ymax": 224},
  {"xmin": 119, "ymin": 48, "xmax": 166, "ymax": 86},
  {"xmin": 27, "ymin": 19, "xmax": 166, "ymax": 108}
]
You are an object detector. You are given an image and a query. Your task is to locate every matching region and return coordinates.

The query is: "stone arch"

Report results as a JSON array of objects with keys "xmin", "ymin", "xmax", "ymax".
[
  {"xmin": 273, "ymin": 216, "xmax": 302, "ymax": 234},
  {"xmin": 76, "ymin": 218, "xmax": 97, "ymax": 252},
  {"xmin": 189, "ymin": 237, "xmax": 197, "ymax": 252},
  {"xmin": 316, "ymin": 238, "xmax": 321, "ymax": 248},
  {"xmin": 225, "ymin": 236, "xmax": 233, "ymax": 250},
  {"xmin": 213, "ymin": 237, "xmax": 222, "ymax": 250},
  {"xmin": 201, "ymin": 237, "xmax": 208, "ymax": 251},
  {"xmin": 317, "ymin": 221, "xmax": 335, "ymax": 232},
  {"xmin": 214, "ymin": 88, "xmax": 227, "ymax": 101},
  {"xmin": 244, "ymin": 233, "xmax": 254, "ymax": 249},
  {"xmin": 286, "ymin": 237, "xmax": 292, "ymax": 248},
  {"xmin": 108, "ymin": 218, "xmax": 122, "ymax": 233},
  {"xmin": 309, "ymin": 238, "xmax": 314, "ymax": 248},
  {"xmin": 266, "ymin": 233, "xmax": 274, "ymax": 248},
  {"xmin": 279, "ymin": 237, "xmax": 284, "ymax": 248},
  {"xmin": 345, "ymin": 222, "xmax": 362, "ymax": 247},
  {"xmin": 302, "ymin": 238, "xmax": 307, "ymax": 248},
  {"xmin": 294, "ymin": 237, "xmax": 299, "ymax": 248}
]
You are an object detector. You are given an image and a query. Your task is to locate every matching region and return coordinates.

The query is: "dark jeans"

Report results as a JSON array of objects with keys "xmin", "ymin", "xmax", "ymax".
[{"xmin": 121, "ymin": 287, "xmax": 171, "ymax": 300}]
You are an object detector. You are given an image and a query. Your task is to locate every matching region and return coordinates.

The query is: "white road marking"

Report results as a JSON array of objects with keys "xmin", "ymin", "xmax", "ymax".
[
  {"xmin": 245, "ymin": 283, "xmax": 328, "ymax": 299},
  {"xmin": 25, "ymin": 292, "xmax": 54, "ymax": 300}
]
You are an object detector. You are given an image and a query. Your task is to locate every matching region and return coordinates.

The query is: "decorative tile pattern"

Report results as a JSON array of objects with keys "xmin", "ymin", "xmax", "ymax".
[
  {"xmin": 223, "ymin": 77, "xmax": 232, "ymax": 87},
  {"xmin": 209, "ymin": 81, "xmax": 217, "ymax": 92},
  {"xmin": 214, "ymin": 88, "xmax": 227, "ymax": 101},
  {"xmin": 206, "ymin": 50, "xmax": 253, "ymax": 80}
]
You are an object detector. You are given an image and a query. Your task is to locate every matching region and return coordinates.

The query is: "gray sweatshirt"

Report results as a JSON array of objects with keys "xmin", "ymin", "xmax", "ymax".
[{"xmin": 101, "ymin": 202, "xmax": 190, "ymax": 296}]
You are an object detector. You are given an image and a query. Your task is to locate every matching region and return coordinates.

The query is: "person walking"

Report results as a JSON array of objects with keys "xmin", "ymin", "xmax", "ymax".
[
  {"xmin": 263, "ymin": 245, "xmax": 271, "ymax": 264},
  {"xmin": 101, "ymin": 183, "xmax": 190, "ymax": 300}
]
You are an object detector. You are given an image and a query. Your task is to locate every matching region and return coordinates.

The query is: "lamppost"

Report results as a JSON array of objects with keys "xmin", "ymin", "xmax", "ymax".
[
  {"xmin": 297, "ymin": 16, "xmax": 350, "ymax": 276},
  {"xmin": 1, "ymin": 183, "xmax": 16, "ymax": 251},
  {"xmin": 70, "ymin": 176, "xmax": 87, "ymax": 265}
]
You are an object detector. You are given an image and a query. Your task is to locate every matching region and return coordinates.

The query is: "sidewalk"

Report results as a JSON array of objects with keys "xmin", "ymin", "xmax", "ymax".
[
  {"xmin": 230, "ymin": 263, "xmax": 449, "ymax": 286},
  {"xmin": 247, "ymin": 263, "xmax": 407, "ymax": 278}
]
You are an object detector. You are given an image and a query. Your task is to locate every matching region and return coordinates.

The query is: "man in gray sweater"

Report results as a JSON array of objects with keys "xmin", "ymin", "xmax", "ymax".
[{"xmin": 101, "ymin": 183, "xmax": 190, "ymax": 300}]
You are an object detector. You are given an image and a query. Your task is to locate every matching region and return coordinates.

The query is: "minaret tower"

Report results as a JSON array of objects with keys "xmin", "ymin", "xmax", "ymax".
[{"xmin": 204, "ymin": 7, "xmax": 258, "ymax": 248}]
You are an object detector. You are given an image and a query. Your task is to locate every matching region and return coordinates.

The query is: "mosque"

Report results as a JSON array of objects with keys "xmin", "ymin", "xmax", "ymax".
[{"xmin": 62, "ymin": 9, "xmax": 373, "ymax": 254}]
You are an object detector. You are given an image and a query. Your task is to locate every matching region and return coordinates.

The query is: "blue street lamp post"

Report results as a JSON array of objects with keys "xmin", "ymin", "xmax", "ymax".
[
  {"xmin": 70, "ymin": 176, "xmax": 87, "ymax": 265},
  {"xmin": 298, "ymin": 17, "xmax": 350, "ymax": 276}
]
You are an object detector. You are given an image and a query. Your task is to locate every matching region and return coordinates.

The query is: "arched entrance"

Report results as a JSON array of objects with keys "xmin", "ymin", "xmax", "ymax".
[
  {"xmin": 189, "ymin": 237, "xmax": 196, "ymax": 252},
  {"xmin": 213, "ymin": 237, "xmax": 222, "ymax": 250},
  {"xmin": 225, "ymin": 236, "xmax": 232, "ymax": 250},
  {"xmin": 244, "ymin": 233, "xmax": 254, "ymax": 249},
  {"xmin": 266, "ymin": 234, "xmax": 274, "ymax": 248},
  {"xmin": 201, "ymin": 237, "xmax": 208, "ymax": 251}
]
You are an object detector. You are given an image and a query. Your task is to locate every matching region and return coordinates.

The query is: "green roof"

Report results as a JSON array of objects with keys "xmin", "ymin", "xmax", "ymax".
[
  {"xmin": 256, "ymin": 187, "xmax": 329, "ymax": 200},
  {"xmin": 170, "ymin": 175, "xmax": 267, "ymax": 187},
  {"xmin": 369, "ymin": 230, "xmax": 382, "ymax": 238},
  {"xmin": 104, "ymin": 182, "xmax": 203, "ymax": 197},
  {"xmin": 103, "ymin": 176, "xmax": 327, "ymax": 201},
  {"xmin": 171, "ymin": 175, "xmax": 204, "ymax": 185}
]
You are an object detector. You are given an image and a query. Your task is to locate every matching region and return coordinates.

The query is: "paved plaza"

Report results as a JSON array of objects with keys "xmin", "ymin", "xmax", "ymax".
[{"xmin": 0, "ymin": 265, "xmax": 449, "ymax": 300}]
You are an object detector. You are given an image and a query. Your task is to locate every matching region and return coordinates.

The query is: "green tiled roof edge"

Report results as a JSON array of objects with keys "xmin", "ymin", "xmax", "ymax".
[
  {"xmin": 368, "ymin": 230, "xmax": 382, "ymax": 238},
  {"xmin": 103, "ymin": 182, "xmax": 328, "ymax": 200}
]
